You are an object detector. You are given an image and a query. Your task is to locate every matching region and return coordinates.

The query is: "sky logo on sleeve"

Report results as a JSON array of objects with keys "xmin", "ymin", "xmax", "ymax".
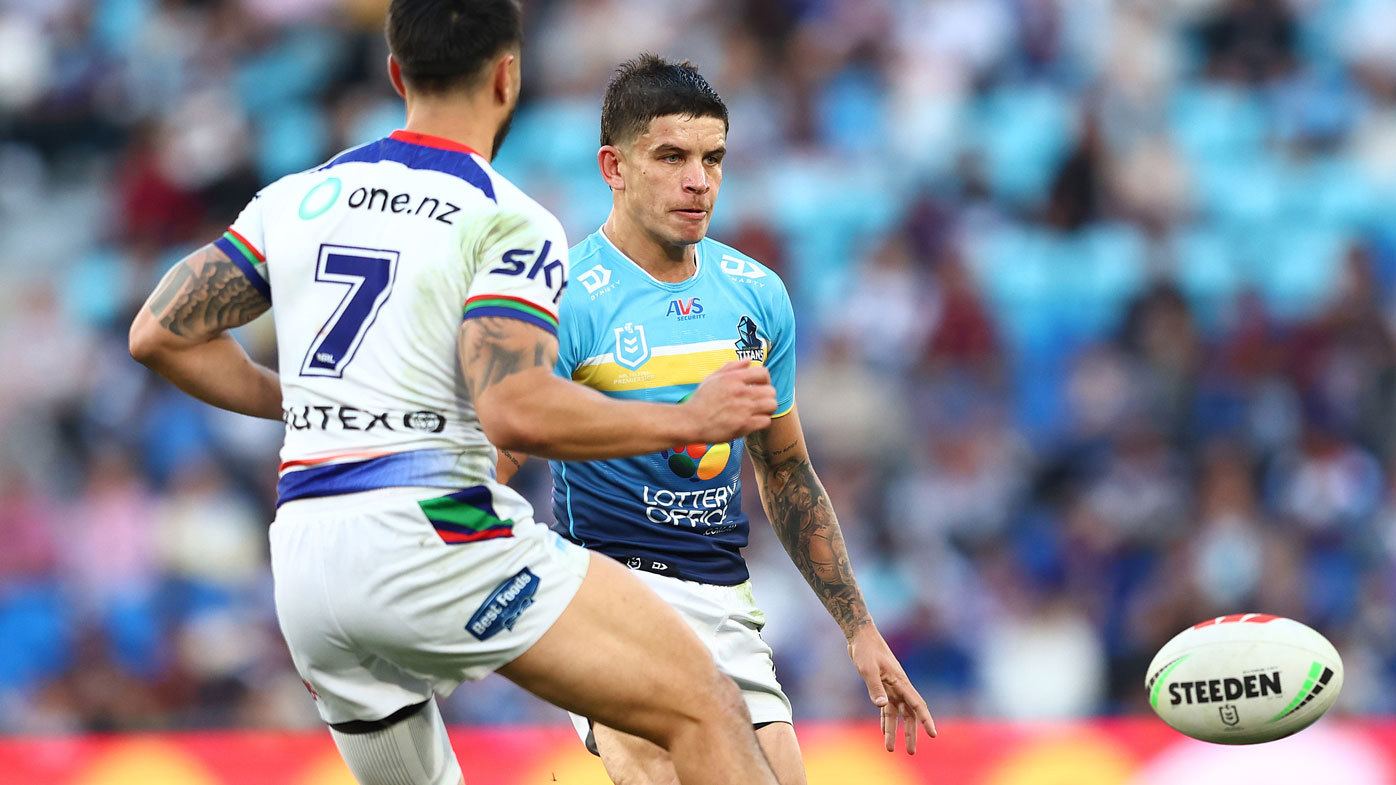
[{"xmin": 466, "ymin": 568, "xmax": 540, "ymax": 640}]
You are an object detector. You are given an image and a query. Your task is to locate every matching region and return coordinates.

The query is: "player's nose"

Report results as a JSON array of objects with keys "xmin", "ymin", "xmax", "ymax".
[{"xmin": 682, "ymin": 163, "xmax": 709, "ymax": 193}]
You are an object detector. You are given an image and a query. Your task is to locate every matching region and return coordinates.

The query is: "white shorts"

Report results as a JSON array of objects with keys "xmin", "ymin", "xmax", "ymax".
[
  {"xmin": 270, "ymin": 486, "xmax": 590, "ymax": 725},
  {"xmin": 569, "ymin": 569, "xmax": 792, "ymax": 754}
]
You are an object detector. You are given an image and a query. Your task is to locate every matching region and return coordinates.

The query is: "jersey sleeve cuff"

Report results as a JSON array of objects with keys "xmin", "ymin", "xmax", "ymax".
[
  {"xmin": 213, "ymin": 232, "xmax": 271, "ymax": 302},
  {"xmin": 773, "ymin": 401, "xmax": 795, "ymax": 418},
  {"xmin": 462, "ymin": 296, "xmax": 559, "ymax": 337}
]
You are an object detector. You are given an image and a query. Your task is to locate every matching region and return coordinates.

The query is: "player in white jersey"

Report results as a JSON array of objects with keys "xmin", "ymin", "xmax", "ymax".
[
  {"xmin": 128, "ymin": 4, "xmax": 783, "ymax": 785},
  {"xmin": 501, "ymin": 56, "xmax": 937, "ymax": 785}
]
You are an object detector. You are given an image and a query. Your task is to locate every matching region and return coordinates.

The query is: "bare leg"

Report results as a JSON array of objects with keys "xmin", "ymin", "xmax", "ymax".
[
  {"xmin": 497, "ymin": 554, "xmax": 778, "ymax": 785},
  {"xmin": 589, "ymin": 720, "xmax": 807, "ymax": 785}
]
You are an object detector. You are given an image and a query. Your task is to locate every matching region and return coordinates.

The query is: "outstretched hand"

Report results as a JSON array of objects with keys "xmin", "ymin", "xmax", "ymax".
[{"xmin": 847, "ymin": 625, "xmax": 937, "ymax": 754}]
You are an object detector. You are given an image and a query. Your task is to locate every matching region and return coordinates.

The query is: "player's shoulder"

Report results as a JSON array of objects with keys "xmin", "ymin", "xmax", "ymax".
[
  {"xmin": 567, "ymin": 229, "xmax": 609, "ymax": 269},
  {"xmin": 701, "ymin": 237, "xmax": 790, "ymax": 300},
  {"xmin": 558, "ymin": 230, "xmax": 620, "ymax": 304}
]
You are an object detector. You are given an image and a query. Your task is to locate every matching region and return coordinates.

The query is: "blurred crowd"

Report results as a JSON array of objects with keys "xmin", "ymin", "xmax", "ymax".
[{"xmin": 5, "ymin": 0, "xmax": 1396, "ymax": 733}]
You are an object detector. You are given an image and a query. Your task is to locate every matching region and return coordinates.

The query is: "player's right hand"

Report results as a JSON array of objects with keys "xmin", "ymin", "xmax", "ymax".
[{"xmin": 683, "ymin": 360, "xmax": 777, "ymax": 443}]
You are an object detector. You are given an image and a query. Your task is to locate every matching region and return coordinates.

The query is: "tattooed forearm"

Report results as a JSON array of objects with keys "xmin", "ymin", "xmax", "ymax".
[
  {"xmin": 149, "ymin": 247, "xmax": 270, "ymax": 338},
  {"xmin": 748, "ymin": 430, "xmax": 871, "ymax": 637},
  {"xmin": 459, "ymin": 316, "xmax": 558, "ymax": 400}
]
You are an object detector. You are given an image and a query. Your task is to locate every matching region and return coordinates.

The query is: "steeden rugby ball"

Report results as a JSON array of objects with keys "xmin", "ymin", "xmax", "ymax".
[{"xmin": 1145, "ymin": 614, "xmax": 1343, "ymax": 744}]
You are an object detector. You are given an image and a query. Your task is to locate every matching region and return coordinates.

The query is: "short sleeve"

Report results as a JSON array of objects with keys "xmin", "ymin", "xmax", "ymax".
[
  {"xmin": 462, "ymin": 209, "xmax": 570, "ymax": 337},
  {"xmin": 212, "ymin": 193, "xmax": 271, "ymax": 301},
  {"xmin": 766, "ymin": 282, "xmax": 797, "ymax": 417}
]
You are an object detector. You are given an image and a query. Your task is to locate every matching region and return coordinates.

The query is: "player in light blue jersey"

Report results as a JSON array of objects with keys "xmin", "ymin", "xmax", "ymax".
[{"xmin": 502, "ymin": 55, "xmax": 936, "ymax": 785}]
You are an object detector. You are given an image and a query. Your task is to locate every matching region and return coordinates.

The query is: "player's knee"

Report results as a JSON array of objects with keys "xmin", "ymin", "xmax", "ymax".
[
  {"xmin": 680, "ymin": 669, "xmax": 751, "ymax": 734},
  {"xmin": 604, "ymin": 757, "xmax": 681, "ymax": 785}
]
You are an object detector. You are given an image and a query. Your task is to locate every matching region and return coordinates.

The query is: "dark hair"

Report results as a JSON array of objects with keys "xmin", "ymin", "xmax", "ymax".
[
  {"xmin": 386, "ymin": 0, "xmax": 522, "ymax": 94},
  {"xmin": 600, "ymin": 54, "xmax": 728, "ymax": 147}
]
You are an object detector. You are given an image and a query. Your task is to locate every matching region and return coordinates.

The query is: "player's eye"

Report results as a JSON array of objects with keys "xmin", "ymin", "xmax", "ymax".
[
  {"xmin": 662, "ymin": 154, "xmax": 681, "ymax": 163},
  {"xmin": 705, "ymin": 156, "xmax": 721, "ymax": 166}
]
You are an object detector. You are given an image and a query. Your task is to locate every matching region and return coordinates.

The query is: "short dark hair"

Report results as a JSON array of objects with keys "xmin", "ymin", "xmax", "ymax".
[
  {"xmin": 600, "ymin": 54, "xmax": 728, "ymax": 148},
  {"xmin": 386, "ymin": 0, "xmax": 522, "ymax": 94}
]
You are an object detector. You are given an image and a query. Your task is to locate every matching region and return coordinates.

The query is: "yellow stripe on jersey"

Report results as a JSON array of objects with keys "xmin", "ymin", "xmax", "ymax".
[{"xmin": 572, "ymin": 347, "xmax": 763, "ymax": 392}]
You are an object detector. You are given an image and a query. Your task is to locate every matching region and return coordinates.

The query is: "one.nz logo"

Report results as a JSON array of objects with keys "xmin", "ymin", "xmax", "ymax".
[
  {"xmin": 734, "ymin": 316, "xmax": 766, "ymax": 362},
  {"xmin": 466, "ymin": 568, "xmax": 540, "ymax": 640}
]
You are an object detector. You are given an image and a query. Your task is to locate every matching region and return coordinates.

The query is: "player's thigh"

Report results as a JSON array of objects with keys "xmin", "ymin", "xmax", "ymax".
[
  {"xmin": 587, "ymin": 721, "xmax": 805, "ymax": 785},
  {"xmin": 497, "ymin": 553, "xmax": 745, "ymax": 742}
]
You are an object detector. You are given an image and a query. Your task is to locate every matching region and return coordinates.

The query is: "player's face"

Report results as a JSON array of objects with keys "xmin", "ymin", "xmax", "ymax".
[{"xmin": 618, "ymin": 114, "xmax": 726, "ymax": 248}]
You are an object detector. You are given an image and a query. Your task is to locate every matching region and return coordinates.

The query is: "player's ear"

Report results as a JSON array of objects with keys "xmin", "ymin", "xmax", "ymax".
[
  {"xmin": 598, "ymin": 145, "xmax": 626, "ymax": 191},
  {"xmin": 387, "ymin": 54, "xmax": 406, "ymax": 99},
  {"xmin": 491, "ymin": 52, "xmax": 519, "ymax": 107}
]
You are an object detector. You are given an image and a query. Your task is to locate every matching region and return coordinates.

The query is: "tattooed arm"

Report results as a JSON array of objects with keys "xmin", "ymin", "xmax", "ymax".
[
  {"xmin": 747, "ymin": 403, "xmax": 937, "ymax": 752},
  {"xmin": 129, "ymin": 243, "xmax": 280, "ymax": 419},
  {"xmin": 745, "ymin": 404, "xmax": 871, "ymax": 637},
  {"xmin": 459, "ymin": 318, "xmax": 776, "ymax": 460}
]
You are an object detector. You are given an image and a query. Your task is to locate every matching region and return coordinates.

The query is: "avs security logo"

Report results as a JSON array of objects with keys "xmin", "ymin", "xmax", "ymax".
[
  {"xmin": 614, "ymin": 322, "xmax": 650, "ymax": 369},
  {"xmin": 734, "ymin": 316, "xmax": 767, "ymax": 362},
  {"xmin": 466, "ymin": 568, "xmax": 540, "ymax": 641},
  {"xmin": 666, "ymin": 297, "xmax": 704, "ymax": 321}
]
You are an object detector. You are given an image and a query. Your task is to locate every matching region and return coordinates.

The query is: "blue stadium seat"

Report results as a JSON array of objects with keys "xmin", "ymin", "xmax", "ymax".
[
  {"xmin": 1170, "ymin": 85, "xmax": 1269, "ymax": 170},
  {"xmin": 1248, "ymin": 225, "xmax": 1348, "ymax": 319},
  {"xmin": 970, "ymin": 85, "xmax": 1075, "ymax": 207},
  {"xmin": 1175, "ymin": 224, "xmax": 1244, "ymax": 331},
  {"xmin": 255, "ymin": 102, "xmax": 329, "ymax": 181}
]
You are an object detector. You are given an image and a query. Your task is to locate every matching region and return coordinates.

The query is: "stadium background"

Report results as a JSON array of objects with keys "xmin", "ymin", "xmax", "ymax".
[{"xmin": 6, "ymin": 0, "xmax": 1396, "ymax": 781}]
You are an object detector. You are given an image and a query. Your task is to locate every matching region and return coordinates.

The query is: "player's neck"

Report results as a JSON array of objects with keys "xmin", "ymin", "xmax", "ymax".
[
  {"xmin": 602, "ymin": 217, "xmax": 697, "ymax": 284},
  {"xmin": 400, "ymin": 99, "xmax": 499, "ymax": 161}
]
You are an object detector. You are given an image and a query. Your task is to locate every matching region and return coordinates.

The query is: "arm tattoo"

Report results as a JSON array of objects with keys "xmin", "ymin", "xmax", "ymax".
[
  {"xmin": 747, "ymin": 429, "xmax": 872, "ymax": 636},
  {"xmin": 460, "ymin": 316, "xmax": 558, "ymax": 401},
  {"xmin": 500, "ymin": 449, "xmax": 521, "ymax": 470},
  {"xmin": 149, "ymin": 246, "xmax": 270, "ymax": 338}
]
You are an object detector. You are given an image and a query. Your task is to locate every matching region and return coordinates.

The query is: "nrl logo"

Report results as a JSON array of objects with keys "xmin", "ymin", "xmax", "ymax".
[
  {"xmin": 1219, "ymin": 704, "xmax": 1240, "ymax": 727},
  {"xmin": 614, "ymin": 322, "xmax": 650, "ymax": 370}
]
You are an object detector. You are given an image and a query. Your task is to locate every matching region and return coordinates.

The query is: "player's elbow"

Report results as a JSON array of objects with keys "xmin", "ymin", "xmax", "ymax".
[
  {"xmin": 476, "ymin": 391, "xmax": 555, "ymax": 455},
  {"xmin": 128, "ymin": 310, "xmax": 171, "ymax": 368}
]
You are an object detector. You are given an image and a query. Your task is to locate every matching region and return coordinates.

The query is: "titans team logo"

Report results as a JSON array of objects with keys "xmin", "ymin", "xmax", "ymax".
[
  {"xmin": 734, "ymin": 316, "xmax": 766, "ymax": 362},
  {"xmin": 614, "ymin": 322, "xmax": 650, "ymax": 369}
]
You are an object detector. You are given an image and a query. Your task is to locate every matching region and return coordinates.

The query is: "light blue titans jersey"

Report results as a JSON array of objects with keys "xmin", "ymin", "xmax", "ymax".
[{"xmin": 550, "ymin": 230, "xmax": 796, "ymax": 585}]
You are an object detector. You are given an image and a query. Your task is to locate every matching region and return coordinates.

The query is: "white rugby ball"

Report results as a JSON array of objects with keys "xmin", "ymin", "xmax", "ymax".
[{"xmin": 1145, "ymin": 613, "xmax": 1343, "ymax": 744}]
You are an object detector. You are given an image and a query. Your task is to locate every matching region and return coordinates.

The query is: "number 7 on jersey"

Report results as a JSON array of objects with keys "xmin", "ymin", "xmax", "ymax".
[{"xmin": 300, "ymin": 244, "xmax": 400, "ymax": 378}]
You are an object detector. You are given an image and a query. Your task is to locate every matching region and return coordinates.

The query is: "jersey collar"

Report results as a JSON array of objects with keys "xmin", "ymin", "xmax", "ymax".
[
  {"xmin": 389, "ymin": 130, "xmax": 481, "ymax": 156},
  {"xmin": 598, "ymin": 228, "xmax": 704, "ymax": 292}
]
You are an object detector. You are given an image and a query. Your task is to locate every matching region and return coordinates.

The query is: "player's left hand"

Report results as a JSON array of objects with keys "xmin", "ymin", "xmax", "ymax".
[{"xmin": 847, "ymin": 625, "xmax": 937, "ymax": 754}]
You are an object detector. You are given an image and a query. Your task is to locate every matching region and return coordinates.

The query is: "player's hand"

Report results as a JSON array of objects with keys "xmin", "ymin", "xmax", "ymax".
[
  {"xmin": 682, "ymin": 360, "xmax": 777, "ymax": 443},
  {"xmin": 848, "ymin": 625, "xmax": 937, "ymax": 754}
]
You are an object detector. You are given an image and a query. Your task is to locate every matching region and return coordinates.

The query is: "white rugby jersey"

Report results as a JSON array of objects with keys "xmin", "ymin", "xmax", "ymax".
[{"xmin": 213, "ymin": 130, "xmax": 568, "ymax": 506}]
